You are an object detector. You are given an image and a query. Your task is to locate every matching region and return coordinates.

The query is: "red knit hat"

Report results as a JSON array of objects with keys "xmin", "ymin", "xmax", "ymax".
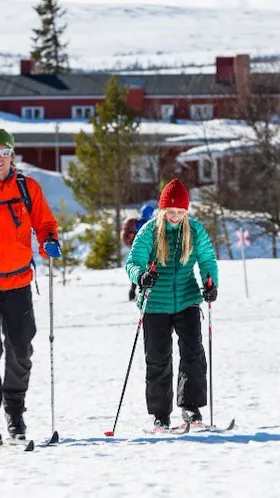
[{"xmin": 159, "ymin": 178, "xmax": 190, "ymax": 209}]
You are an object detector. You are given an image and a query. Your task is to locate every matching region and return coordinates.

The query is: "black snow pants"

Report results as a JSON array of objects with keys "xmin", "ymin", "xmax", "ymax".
[
  {"xmin": 143, "ymin": 305, "xmax": 207, "ymax": 418},
  {"xmin": 0, "ymin": 285, "xmax": 36, "ymax": 415}
]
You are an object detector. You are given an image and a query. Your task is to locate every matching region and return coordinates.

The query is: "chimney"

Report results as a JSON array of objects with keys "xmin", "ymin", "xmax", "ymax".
[
  {"xmin": 127, "ymin": 88, "xmax": 144, "ymax": 112},
  {"xmin": 20, "ymin": 59, "xmax": 36, "ymax": 75},
  {"xmin": 234, "ymin": 54, "xmax": 250, "ymax": 98},
  {"xmin": 215, "ymin": 57, "xmax": 235, "ymax": 83}
]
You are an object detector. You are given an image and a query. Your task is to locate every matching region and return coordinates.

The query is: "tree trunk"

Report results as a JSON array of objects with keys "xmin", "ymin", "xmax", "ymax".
[
  {"xmin": 115, "ymin": 203, "xmax": 122, "ymax": 267},
  {"xmin": 220, "ymin": 210, "xmax": 234, "ymax": 260},
  {"xmin": 114, "ymin": 166, "xmax": 122, "ymax": 267},
  {"xmin": 272, "ymin": 233, "xmax": 277, "ymax": 258}
]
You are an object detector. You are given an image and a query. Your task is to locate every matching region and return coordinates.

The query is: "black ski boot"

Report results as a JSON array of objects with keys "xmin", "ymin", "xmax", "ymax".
[
  {"xmin": 5, "ymin": 412, "xmax": 26, "ymax": 440},
  {"xmin": 182, "ymin": 407, "xmax": 202, "ymax": 424},
  {"xmin": 154, "ymin": 415, "xmax": 170, "ymax": 429}
]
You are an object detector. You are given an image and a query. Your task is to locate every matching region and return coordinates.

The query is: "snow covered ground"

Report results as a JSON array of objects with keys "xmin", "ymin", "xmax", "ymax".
[
  {"xmin": 1, "ymin": 258, "xmax": 280, "ymax": 497},
  {"xmin": 2, "ymin": 0, "xmax": 280, "ymax": 72}
]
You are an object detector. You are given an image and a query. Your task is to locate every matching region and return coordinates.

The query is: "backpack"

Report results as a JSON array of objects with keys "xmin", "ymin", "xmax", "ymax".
[{"xmin": 16, "ymin": 171, "xmax": 32, "ymax": 213}]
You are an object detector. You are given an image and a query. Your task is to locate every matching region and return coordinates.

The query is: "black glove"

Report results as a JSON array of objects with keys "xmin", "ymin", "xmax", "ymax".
[
  {"xmin": 139, "ymin": 270, "xmax": 159, "ymax": 289},
  {"xmin": 202, "ymin": 281, "xmax": 217, "ymax": 302}
]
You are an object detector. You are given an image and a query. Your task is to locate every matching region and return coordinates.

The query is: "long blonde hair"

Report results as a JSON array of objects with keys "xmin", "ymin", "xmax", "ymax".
[{"xmin": 155, "ymin": 210, "xmax": 192, "ymax": 266}]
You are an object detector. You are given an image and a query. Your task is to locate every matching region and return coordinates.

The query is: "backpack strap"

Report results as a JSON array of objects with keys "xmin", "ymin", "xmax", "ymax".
[
  {"xmin": 0, "ymin": 171, "xmax": 32, "ymax": 227},
  {"xmin": 0, "ymin": 197, "xmax": 25, "ymax": 227},
  {"xmin": 16, "ymin": 171, "xmax": 32, "ymax": 213}
]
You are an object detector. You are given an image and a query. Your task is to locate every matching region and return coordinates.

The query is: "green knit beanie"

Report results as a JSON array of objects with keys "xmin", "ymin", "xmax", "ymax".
[{"xmin": 0, "ymin": 129, "xmax": 15, "ymax": 149}]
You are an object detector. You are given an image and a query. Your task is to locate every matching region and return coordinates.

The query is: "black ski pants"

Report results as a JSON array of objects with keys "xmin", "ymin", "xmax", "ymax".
[
  {"xmin": 0, "ymin": 285, "xmax": 36, "ymax": 415},
  {"xmin": 143, "ymin": 305, "xmax": 207, "ymax": 418}
]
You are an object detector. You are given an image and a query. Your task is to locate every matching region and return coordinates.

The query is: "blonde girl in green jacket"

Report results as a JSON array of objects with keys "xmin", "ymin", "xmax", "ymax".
[{"xmin": 126, "ymin": 178, "xmax": 218, "ymax": 429}]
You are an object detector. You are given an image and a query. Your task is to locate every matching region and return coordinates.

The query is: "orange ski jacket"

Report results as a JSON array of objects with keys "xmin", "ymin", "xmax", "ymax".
[{"xmin": 0, "ymin": 168, "xmax": 58, "ymax": 291}]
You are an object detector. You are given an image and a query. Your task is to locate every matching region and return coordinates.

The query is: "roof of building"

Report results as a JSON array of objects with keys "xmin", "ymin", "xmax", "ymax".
[
  {"xmin": 0, "ymin": 112, "xmax": 250, "ymax": 147},
  {"xmin": 177, "ymin": 134, "xmax": 280, "ymax": 163},
  {"xmin": 0, "ymin": 73, "xmax": 235, "ymax": 98}
]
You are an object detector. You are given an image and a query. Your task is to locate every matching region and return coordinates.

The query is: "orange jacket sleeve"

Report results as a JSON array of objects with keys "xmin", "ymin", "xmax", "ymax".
[{"xmin": 27, "ymin": 177, "xmax": 59, "ymax": 258}]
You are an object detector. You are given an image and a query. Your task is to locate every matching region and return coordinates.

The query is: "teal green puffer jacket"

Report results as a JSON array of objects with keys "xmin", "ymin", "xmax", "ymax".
[{"xmin": 125, "ymin": 217, "xmax": 218, "ymax": 314}]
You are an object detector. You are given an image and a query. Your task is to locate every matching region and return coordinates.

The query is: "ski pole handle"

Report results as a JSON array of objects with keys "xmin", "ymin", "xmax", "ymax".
[
  {"xmin": 149, "ymin": 261, "xmax": 157, "ymax": 272},
  {"xmin": 206, "ymin": 273, "xmax": 212, "ymax": 289}
]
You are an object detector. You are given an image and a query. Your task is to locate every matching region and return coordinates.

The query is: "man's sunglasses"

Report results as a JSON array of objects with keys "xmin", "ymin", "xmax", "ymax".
[{"xmin": 0, "ymin": 148, "xmax": 13, "ymax": 157}]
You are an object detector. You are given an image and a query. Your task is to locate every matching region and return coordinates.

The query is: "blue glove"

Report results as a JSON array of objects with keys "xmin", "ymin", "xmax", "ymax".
[{"xmin": 43, "ymin": 238, "xmax": 61, "ymax": 258}]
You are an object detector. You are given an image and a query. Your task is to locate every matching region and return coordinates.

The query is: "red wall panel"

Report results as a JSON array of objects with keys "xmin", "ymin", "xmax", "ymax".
[
  {"xmin": 127, "ymin": 89, "xmax": 144, "ymax": 112},
  {"xmin": 0, "ymin": 99, "xmax": 102, "ymax": 120},
  {"xmin": 0, "ymin": 95, "xmax": 238, "ymax": 121}
]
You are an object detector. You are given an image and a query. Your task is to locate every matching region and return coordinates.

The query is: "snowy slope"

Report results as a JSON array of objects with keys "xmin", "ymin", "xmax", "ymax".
[
  {"xmin": 1, "ymin": 0, "xmax": 280, "ymax": 72},
  {"xmin": 17, "ymin": 162, "xmax": 84, "ymax": 214},
  {"xmin": 1, "ymin": 259, "xmax": 280, "ymax": 497}
]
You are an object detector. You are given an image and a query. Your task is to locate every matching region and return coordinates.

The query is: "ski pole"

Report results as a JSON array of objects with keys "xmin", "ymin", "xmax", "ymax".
[
  {"xmin": 206, "ymin": 273, "xmax": 214, "ymax": 427},
  {"xmin": 105, "ymin": 262, "xmax": 157, "ymax": 437},
  {"xmin": 48, "ymin": 256, "xmax": 59, "ymax": 443}
]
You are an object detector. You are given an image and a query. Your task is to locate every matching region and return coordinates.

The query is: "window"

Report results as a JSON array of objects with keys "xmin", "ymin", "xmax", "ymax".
[
  {"xmin": 131, "ymin": 155, "xmax": 158, "ymax": 184},
  {"xmin": 21, "ymin": 106, "xmax": 44, "ymax": 120},
  {"xmin": 198, "ymin": 157, "xmax": 217, "ymax": 184},
  {"xmin": 72, "ymin": 106, "xmax": 94, "ymax": 120},
  {"xmin": 160, "ymin": 104, "xmax": 175, "ymax": 121},
  {"xmin": 190, "ymin": 104, "xmax": 214, "ymax": 121}
]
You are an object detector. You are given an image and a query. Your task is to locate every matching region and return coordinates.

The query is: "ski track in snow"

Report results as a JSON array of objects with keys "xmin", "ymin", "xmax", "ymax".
[{"xmin": 1, "ymin": 260, "xmax": 280, "ymax": 497}]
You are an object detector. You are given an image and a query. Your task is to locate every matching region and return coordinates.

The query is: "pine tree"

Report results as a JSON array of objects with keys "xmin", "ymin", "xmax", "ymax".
[
  {"xmin": 31, "ymin": 0, "xmax": 70, "ymax": 73},
  {"xmin": 83, "ymin": 215, "xmax": 118, "ymax": 269},
  {"xmin": 65, "ymin": 75, "xmax": 140, "ymax": 266},
  {"xmin": 52, "ymin": 201, "xmax": 80, "ymax": 285}
]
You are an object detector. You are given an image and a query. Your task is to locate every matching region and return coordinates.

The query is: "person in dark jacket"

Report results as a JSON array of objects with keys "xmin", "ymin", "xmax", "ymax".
[
  {"xmin": 0, "ymin": 129, "xmax": 61, "ymax": 441},
  {"xmin": 126, "ymin": 178, "xmax": 218, "ymax": 428},
  {"xmin": 121, "ymin": 203, "xmax": 154, "ymax": 301}
]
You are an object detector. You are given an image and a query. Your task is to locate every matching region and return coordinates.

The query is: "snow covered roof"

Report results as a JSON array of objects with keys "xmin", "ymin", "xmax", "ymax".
[
  {"xmin": 177, "ymin": 135, "xmax": 280, "ymax": 163},
  {"xmin": 176, "ymin": 140, "xmax": 253, "ymax": 162},
  {"xmin": 2, "ymin": 111, "xmax": 280, "ymax": 153},
  {"xmin": 0, "ymin": 111, "xmax": 254, "ymax": 146}
]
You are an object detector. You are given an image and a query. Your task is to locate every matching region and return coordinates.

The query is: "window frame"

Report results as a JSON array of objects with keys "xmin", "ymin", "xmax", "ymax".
[
  {"xmin": 131, "ymin": 154, "xmax": 159, "ymax": 184},
  {"xmin": 198, "ymin": 156, "xmax": 217, "ymax": 184},
  {"xmin": 190, "ymin": 104, "xmax": 214, "ymax": 121},
  {"xmin": 160, "ymin": 104, "xmax": 175, "ymax": 121},
  {"xmin": 21, "ymin": 106, "xmax": 44, "ymax": 120},
  {"xmin": 71, "ymin": 105, "xmax": 95, "ymax": 120}
]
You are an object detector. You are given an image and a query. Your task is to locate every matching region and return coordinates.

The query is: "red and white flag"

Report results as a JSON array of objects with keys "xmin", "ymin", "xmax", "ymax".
[{"xmin": 236, "ymin": 229, "xmax": 250, "ymax": 248}]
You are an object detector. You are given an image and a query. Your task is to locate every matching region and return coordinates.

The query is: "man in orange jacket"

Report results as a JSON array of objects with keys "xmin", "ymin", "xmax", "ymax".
[{"xmin": 0, "ymin": 128, "xmax": 61, "ymax": 441}]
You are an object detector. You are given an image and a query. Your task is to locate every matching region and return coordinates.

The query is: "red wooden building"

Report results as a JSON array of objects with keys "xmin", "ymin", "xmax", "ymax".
[{"xmin": 0, "ymin": 54, "xmax": 254, "ymax": 201}]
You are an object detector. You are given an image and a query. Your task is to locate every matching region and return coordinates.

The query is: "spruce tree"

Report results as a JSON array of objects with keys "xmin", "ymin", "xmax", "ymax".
[
  {"xmin": 83, "ymin": 215, "xmax": 118, "ymax": 270},
  {"xmin": 31, "ymin": 0, "xmax": 70, "ymax": 73},
  {"xmin": 65, "ymin": 75, "xmax": 140, "ymax": 266}
]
